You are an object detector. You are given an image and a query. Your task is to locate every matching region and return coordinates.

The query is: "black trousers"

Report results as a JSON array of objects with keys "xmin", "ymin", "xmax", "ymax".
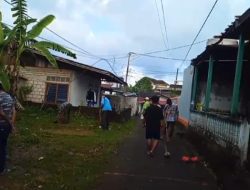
[
  {"xmin": 0, "ymin": 123, "xmax": 11, "ymax": 172},
  {"xmin": 101, "ymin": 111, "xmax": 110, "ymax": 130}
]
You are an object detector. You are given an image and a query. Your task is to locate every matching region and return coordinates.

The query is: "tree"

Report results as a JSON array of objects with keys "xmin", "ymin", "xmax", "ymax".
[
  {"xmin": 0, "ymin": 0, "xmax": 76, "ymax": 93},
  {"xmin": 129, "ymin": 77, "xmax": 153, "ymax": 93}
]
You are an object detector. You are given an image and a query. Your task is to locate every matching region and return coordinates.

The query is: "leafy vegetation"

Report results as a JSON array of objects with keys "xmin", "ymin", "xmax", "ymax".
[
  {"xmin": 128, "ymin": 77, "xmax": 153, "ymax": 93},
  {"xmin": 0, "ymin": 0, "xmax": 76, "ymax": 93},
  {"xmin": 17, "ymin": 84, "xmax": 33, "ymax": 103},
  {"xmin": 0, "ymin": 106, "xmax": 135, "ymax": 190}
]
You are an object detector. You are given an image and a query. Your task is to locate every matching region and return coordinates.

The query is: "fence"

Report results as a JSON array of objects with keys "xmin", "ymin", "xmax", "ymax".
[{"xmin": 190, "ymin": 111, "xmax": 250, "ymax": 165}]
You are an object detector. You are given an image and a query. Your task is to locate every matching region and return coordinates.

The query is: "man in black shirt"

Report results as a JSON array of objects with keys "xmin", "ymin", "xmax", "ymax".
[{"xmin": 143, "ymin": 95, "xmax": 164, "ymax": 157}]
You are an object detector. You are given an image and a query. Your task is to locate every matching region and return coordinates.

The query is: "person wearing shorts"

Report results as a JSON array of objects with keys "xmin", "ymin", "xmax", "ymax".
[{"xmin": 143, "ymin": 95, "xmax": 164, "ymax": 157}]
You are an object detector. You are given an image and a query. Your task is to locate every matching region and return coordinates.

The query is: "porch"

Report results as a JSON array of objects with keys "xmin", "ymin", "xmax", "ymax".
[
  {"xmin": 189, "ymin": 9, "xmax": 250, "ymax": 165},
  {"xmin": 190, "ymin": 111, "xmax": 249, "ymax": 164}
]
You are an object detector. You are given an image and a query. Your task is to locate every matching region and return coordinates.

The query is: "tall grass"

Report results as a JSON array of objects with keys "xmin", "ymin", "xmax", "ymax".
[{"xmin": 1, "ymin": 106, "xmax": 135, "ymax": 190}]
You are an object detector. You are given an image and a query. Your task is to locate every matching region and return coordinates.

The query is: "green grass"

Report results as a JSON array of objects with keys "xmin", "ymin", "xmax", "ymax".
[{"xmin": 0, "ymin": 106, "xmax": 136, "ymax": 190}]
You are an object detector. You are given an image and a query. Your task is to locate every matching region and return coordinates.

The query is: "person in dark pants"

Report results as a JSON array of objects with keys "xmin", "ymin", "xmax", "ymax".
[
  {"xmin": 0, "ymin": 82, "xmax": 16, "ymax": 174},
  {"xmin": 86, "ymin": 88, "xmax": 95, "ymax": 107},
  {"xmin": 143, "ymin": 95, "xmax": 164, "ymax": 157},
  {"xmin": 100, "ymin": 94, "xmax": 112, "ymax": 130}
]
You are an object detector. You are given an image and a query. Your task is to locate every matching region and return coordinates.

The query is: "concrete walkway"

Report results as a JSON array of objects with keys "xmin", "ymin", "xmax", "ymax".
[{"xmin": 95, "ymin": 119, "xmax": 218, "ymax": 190}]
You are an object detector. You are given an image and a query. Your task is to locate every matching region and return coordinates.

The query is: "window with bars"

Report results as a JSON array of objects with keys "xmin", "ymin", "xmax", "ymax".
[{"xmin": 46, "ymin": 83, "xmax": 69, "ymax": 104}]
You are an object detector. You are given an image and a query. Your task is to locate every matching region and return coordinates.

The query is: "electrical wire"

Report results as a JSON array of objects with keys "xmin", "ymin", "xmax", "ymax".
[
  {"xmin": 134, "ymin": 53, "xmax": 191, "ymax": 61},
  {"xmin": 160, "ymin": 0, "xmax": 169, "ymax": 47},
  {"xmin": 142, "ymin": 40, "xmax": 206, "ymax": 55},
  {"xmin": 154, "ymin": 0, "xmax": 168, "ymax": 49},
  {"xmin": 3, "ymin": 0, "xmax": 106, "ymax": 60},
  {"xmin": 179, "ymin": 0, "xmax": 219, "ymax": 69}
]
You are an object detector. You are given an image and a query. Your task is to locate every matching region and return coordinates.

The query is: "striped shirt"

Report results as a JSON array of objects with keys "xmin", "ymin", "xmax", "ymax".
[
  {"xmin": 0, "ymin": 91, "xmax": 14, "ymax": 125},
  {"xmin": 163, "ymin": 104, "xmax": 179, "ymax": 122}
]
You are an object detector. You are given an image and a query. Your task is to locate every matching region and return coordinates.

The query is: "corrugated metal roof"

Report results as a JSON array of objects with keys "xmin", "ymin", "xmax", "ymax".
[
  {"xmin": 191, "ymin": 44, "xmax": 239, "ymax": 66},
  {"xmin": 33, "ymin": 51, "xmax": 126, "ymax": 85},
  {"xmin": 54, "ymin": 56, "xmax": 126, "ymax": 85},
  {"xmin": 215, "ymin": 8, "xmax": 250, "ymax": 39}
]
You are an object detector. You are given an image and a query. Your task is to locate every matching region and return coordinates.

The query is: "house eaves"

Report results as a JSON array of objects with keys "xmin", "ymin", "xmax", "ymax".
[
  {"xmin": 191, "ymin": 44, "xmax": 239, "ymax": 66},
  {"xmin": 32, "ymin": 51, "xmax": 126, "ymax": 85},
  {"xmin": 215, "ymin": 8, "xmax": 250, "ymax": 39}
]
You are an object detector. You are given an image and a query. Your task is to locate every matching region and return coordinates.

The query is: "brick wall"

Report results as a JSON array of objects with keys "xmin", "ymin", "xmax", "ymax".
[{"xmin": 20, "ymin": 67, "xmax": 72, "ymax": 103}]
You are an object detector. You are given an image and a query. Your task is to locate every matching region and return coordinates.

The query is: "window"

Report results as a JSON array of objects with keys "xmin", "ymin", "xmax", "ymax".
[
  {"xmin": 46, "ymin": 83, "xmax": 69, "ymax": 104},
  {"xmin": 46, "ymin": 76, "xmax": 70, "ymax": 83}
]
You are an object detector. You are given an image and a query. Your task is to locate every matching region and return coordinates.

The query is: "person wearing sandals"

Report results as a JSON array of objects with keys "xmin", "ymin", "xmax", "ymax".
[
  {"xmin": 163, "ymin": 98, "xmax": 179, "ymax": 157},
  {"xmin": 143, "ymin": 95, "xmax": 164, "ymax": 157}
]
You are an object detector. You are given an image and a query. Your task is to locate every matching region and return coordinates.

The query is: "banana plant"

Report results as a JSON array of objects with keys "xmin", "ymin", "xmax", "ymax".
[{"xmin": 0, "ymin": 0, "xmax": 76, "ymax": 94}]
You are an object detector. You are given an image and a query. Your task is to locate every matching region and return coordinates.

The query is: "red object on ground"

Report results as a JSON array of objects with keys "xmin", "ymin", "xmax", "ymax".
[
  {"xmin": 191, "ymin": 156, "xmax": 199, "ymax": 162},
  {"xmin": 181, "ymin": 156, "xmax": 190, "ymax": 162}
]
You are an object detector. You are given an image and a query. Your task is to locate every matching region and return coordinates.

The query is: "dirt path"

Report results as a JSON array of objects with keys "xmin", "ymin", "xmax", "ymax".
[{"xmin": 95, "ymin": 119, "xmax": 218, "ymax": 190}]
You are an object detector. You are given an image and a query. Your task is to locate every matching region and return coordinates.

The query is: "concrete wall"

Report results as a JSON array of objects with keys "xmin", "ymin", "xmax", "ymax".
[
  {"xmin": 20, "ymin": 67, "xmax": 102, "ymax": 107},
  {"xmin": 179, "ymin": 65, "xmax": 193, "ymax": 121},
  {"xmin": 106, "ymin": 95, "xmax": 138, "ymax": 116},
  {"xmin": 124, "ymin": 96, "xmax": 138, "ymax": 116},
  {"xmin": 209, "ymin": 83, "xmax": 233, "ymax": 112},
  {"xmin": 20, "ymin": 67, "xmax": 72, "ymax": 103},
  {"xmin": 70, "ymin": 71, "xmax": 101, "ymax": 107}
]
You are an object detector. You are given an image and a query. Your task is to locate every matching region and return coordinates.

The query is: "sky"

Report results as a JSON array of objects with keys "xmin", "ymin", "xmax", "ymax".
[{"xmin": 1, "ymin": 0, "xmax": 250, "ymax": 85}]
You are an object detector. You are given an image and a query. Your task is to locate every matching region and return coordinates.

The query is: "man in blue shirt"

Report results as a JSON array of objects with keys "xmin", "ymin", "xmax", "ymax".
[{"xmin": 100, "ymin": 94, "xmax": 112, "ymax": 130}]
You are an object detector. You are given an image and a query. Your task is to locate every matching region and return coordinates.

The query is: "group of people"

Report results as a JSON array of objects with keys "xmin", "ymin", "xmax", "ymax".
[{"xmin": 141, "ymin": 95, "xmax": 179, "ymax": 158}]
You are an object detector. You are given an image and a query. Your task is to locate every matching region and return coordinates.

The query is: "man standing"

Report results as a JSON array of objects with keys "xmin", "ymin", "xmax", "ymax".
[
  {"xmin": 143, "ymin": 95, "xmax": 164, "ymax": 157},
  {"xmin": 86, "ymin": 88, "xmax": 95, "ymax": 107},
  {"xmin": 0, "ymin": 82, "xmax": 16, "ymax": 174},
  {"xmin": 163, "ymin": 98, "xmax": 179, "ymax": 157},
  {"xmin": 100, "ymin": 94, "xmax": 112, "ymax": 130}
]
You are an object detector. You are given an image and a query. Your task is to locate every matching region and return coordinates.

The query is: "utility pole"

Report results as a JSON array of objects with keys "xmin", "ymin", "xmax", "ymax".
[
  {"xmin": 174, "ymin": 68, "xmax": 179, "ymax": 92},
  {"xmin": 125, "ymin": 52, "xmax": 133, "ymax": 83},
  {"xmin": 175, "ymin": 68, "xmax": 179, "ymax": 85}
]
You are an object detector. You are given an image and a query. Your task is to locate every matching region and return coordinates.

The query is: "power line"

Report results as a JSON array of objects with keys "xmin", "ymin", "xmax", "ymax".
[
  {"xmin": 179, "ymin": 0, "xmax": 219, "ymax": 69},
  {"xmin": 2, "ymin": 0, "xmax": 104, "ymax": 60},
  {"xmin": 143, "ymin": 40, "xmax": 206, "ymax": 55},
  {"xmin": 160, "ymin": 0, "xmax": 169, "ymax": 47},
  {"xmin": 134, "ymin": 53, "xmax": 191, "ymax": 61},
  {"xmin": 3, "ymin": 0, "xmax": 206, "ymax": 61},
  {"xmin": 3, "ymin": 21, "xmax": 120, "ymax": 76},
  {"xmin": 154, "ymin": 0, "xmax": 168, "ymax": 49},
  {"xmin": 3, "ymin": 22, "xmax": 98, "ymax": 60}
]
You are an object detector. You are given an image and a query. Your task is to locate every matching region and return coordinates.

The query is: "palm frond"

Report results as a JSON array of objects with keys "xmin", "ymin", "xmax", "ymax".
[
  {"xmin": 24, "ymin": 18, "xmax": 37, "ymax": 26},
  {"xmin": 27, "ymin": 15, "xmax": 55, "ymax": 40},
  {"xmin": 32, "ymin": 41, "xmax": 76, "ymax": 59},
  {"xmin": 11, "ymin": 0, "xmax": 28, "ymax": 40},
  {"xmin": 1, "ymin": 23, "xmax": 12, "ymax": 38},
  {"xmin": 0, "ymin": 12, "xmax": 4, "ymax": 43},
  {"xmin": 32, "ymin": 43, "xmax": 58, "ymax": 67},
  {"xmin": 0, "ymin": 69, "xmax": 11, "ymax": 91}
]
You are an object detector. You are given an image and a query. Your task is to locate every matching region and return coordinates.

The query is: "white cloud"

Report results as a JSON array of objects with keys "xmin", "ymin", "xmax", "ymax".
[{"xmin": 1, "ymin": 0, "xmax": 250, "ymax": 85}]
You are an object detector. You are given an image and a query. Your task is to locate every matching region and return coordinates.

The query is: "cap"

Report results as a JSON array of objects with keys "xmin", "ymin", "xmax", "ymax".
[{"xmin": 145, "ymin": 97, "xmax": 149, "ymax": 100}]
